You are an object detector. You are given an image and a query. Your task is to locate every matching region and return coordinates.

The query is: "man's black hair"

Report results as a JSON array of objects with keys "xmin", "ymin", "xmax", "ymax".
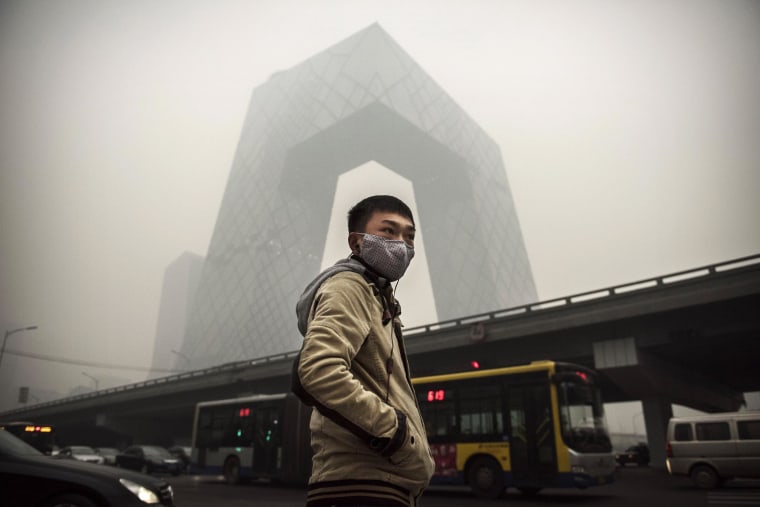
[{"xmin": 347, "ymin": 195, "xmax": 415, "ymax": 233}]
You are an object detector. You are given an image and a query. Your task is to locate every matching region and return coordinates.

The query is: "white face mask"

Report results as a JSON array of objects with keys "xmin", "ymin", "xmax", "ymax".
[{"xmin": 358, "ymin": 233, "xmax": 415, "ymax": 281}]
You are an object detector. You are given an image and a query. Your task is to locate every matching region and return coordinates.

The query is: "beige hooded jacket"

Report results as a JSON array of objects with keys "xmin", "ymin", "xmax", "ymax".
[{"xmin": 294, "ymin": 269, "xmax": 434, "ymax": 507}]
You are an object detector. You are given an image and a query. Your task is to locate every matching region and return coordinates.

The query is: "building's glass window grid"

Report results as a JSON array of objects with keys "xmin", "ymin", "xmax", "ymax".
[{"xmin": 180, "ymin": 25, "xmax": 537, "ymax": 370}]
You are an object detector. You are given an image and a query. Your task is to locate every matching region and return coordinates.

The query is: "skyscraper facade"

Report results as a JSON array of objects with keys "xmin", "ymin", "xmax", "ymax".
[
  {"xmin": 148, "ymin": 251, "xmax": 204, "ymax": 378},
  {"xmin": 181, "ymin": 24, "xmax": 537, "ymax": 369}
]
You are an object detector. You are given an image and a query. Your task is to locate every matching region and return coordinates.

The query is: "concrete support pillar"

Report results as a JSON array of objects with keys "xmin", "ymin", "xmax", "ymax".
[{"xmin": 641, "ymin": 397, "xmax": 673, "ymax": 468}]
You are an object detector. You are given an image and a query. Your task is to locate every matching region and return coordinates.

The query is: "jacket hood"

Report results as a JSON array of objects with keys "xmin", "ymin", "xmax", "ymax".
[{"xmin": 296, "ymin": 256, "xmax": 387, "ymax": 336}]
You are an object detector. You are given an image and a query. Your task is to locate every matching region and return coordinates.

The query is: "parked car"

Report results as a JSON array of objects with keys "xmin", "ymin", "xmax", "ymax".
[
  {"xmin": 0, "ymin": 428, "xmax": 175, "ymax": 506},
  {"xmin": 96, "ymin": 446, "xmax": 121, "ymax": 465},
  {"xmin": 56, "ymin": 445, "xmax": 106, "ymax": 465},
  {"xmin": 116, "ymin": 445, "xmax": 182, "ymax": 475},
  {"xmin": 168, "ymin": 446, "xmax": 191, "ymax": 472},
  {"xmin": 616, "ymin": 443, "xmax": 650, "ymax": 466}
]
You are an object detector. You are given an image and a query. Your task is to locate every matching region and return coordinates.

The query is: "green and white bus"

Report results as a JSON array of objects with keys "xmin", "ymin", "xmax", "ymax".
[{"xmin": 190, "ymin": 393, "xmax": 311, "ymax": 485}]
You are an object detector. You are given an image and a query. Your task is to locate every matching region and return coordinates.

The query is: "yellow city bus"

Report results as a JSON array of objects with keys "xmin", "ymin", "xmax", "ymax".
[{"xmin": 412, "ymin": 360, "xmax": 616, "ymax": 497}]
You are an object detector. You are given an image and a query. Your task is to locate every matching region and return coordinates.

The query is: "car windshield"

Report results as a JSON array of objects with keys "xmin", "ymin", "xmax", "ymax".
[
  {"xmin": 143, "ymin": 446, "xmax": 171, "ymax": 457},
  {"xmin": 556, "ymin": 378, "xmax": 612, "ymax": 453},
  {"xmin": 70, "ymin": 446, "xmax": 96, "ymax": 454},
  {"xmin": 0, "ymin": 429, "xmax": 44, "ymax": 457},
  {"xmin": 171, "ymin": 447, "xmax": 190, "ymax": 456}
]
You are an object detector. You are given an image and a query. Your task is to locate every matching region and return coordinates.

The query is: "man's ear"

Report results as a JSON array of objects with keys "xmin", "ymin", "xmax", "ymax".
[{"xmin": 348, "ymin": 232, "xmax": 362, "ymax": 256}]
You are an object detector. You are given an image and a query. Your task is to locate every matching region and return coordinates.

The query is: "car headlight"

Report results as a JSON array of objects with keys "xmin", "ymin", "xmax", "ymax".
[{"xmin": 119, "ymin": 478, "xmax": 160, "ymax": 504}]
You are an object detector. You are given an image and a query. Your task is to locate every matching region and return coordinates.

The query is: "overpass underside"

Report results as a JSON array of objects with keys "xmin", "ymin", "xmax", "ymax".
[{"xmin": 593, "ymin": 337, "xmax": 745, "ymax": 414}]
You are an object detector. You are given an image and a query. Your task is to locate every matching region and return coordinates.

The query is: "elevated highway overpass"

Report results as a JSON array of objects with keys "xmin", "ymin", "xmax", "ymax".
[{"xmin": 2, "ymin": 254, "xmax": 759, "ymax": 466}]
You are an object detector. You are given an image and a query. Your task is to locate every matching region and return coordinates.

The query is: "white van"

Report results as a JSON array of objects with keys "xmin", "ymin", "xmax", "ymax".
[{"xmin": 665, "ymin": 411, "xmax": 760, "ymax": 488}]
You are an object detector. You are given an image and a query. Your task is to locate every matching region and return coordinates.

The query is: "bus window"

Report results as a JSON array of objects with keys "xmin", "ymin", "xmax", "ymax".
[
  {"xmin": 458, "ymin": 383, "xmax": 503, "ymax": 441},
  {"xmin": 198, "ymin": 406, "xmax": 237, "ymax": 448},
  {"xmin": 510, "ymin": 408, "xmax": 527, "ymax": 443},
  {"xmin": 417, "ymin": 388, "xmax": 457, "ymax": 441}
]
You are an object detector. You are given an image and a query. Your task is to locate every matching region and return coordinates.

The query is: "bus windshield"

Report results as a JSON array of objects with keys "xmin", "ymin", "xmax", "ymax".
[{"xmin": 556, "ymin": 376, "xmax": 612, "ymax": 453}]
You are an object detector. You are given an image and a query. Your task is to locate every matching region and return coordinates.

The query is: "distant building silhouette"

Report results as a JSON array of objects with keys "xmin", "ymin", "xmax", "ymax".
[
  {"xmin": 180, "ymin": 24, "xmax": 537, "ymax": 369},
  {"xmin": 149, "ymin": 252, "xmax": 204, "ymax": 378}
]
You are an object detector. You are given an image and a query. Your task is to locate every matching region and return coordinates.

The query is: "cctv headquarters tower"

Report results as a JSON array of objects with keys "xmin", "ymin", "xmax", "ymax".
[{"xmin": 181, "ymin": 24, "xmax": 537, "ymax": 369}]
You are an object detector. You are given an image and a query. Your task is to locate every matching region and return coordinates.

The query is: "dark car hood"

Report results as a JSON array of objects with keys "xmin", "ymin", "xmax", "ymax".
[{"xmin": 5, "ymin": 453, "xmax": 169, "ymax": 488}]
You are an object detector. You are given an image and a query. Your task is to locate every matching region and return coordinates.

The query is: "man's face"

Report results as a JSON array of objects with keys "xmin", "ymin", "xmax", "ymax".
[{"xmin": 349, "ymin": 210, "xmax": 416, "ymax": 255}]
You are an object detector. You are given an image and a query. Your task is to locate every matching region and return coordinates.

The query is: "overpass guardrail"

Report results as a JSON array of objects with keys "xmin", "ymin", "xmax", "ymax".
[{"xmin": 403, "ymin": 252, "xmax": 760, "ymax": 335}]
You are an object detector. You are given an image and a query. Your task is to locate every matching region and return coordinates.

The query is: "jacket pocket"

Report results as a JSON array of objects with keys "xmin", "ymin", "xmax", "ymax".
[{"xmin": 388, "ymin": 422, "xmax": 424, "ymax": 467}]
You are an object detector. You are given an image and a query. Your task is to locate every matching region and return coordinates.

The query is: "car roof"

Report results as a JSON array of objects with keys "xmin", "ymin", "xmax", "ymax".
[{"xmin": 670, "ymin": 411, "xmax": 760, "ymax": 423}]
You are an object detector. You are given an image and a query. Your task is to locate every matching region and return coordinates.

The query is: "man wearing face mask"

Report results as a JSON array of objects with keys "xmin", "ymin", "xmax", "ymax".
[{"xmin": 293, "ymin": 195, "xmax": 435, "ymax": 507}]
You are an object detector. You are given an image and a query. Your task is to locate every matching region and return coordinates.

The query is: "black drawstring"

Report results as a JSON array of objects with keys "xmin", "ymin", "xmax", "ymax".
[{"xmin": 383, "ymin": 280, "xmax": 401, "ymax": 403}]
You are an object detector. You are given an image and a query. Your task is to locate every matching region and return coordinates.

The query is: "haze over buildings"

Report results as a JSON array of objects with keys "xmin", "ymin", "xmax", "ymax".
[{"xmin": 1, "ymin": 0, "xmax": 758, "ymax": 424}]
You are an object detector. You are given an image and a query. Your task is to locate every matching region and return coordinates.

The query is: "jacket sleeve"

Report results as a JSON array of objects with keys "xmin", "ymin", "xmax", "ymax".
[{"xmin": 295, "ymin": 275, "xmax": 407, "ymax": 457}]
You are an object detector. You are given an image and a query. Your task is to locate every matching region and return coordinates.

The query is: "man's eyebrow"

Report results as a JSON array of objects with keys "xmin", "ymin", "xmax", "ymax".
[{"xmin": 381, "ymin": 219, "xmax": 416, "ymax": 232}]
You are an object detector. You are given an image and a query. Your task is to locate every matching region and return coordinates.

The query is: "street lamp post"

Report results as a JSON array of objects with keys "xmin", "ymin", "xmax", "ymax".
[
  {"xmin": 81, "ymin": 371, "xmax": 99, "ymax": 391},
  {"xmin": 0, "ymin": 326, "xmax": 38, "ymax": 370}
]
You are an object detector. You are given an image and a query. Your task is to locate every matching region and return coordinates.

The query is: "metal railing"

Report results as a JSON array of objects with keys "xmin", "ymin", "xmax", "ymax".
[
  {"xmin": 401, "ymin": 252, "xmax": 760, "ymax": 335},
  {"xmin": 0, "ymin": 351, "xmax": 300, "ymax": 416}
]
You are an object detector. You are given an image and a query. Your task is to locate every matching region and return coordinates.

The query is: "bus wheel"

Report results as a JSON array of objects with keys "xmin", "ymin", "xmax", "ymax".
[
  {"xmin": 690, "ymin": 465, "xmax": 720, "ymax": 489},
  {"xmin": 467, "ymin": 456, "xmax": 505, "ymax": 498},
  {"xmin": 224, "ymin": 456, "xmax": 241, "ymax": 485}
]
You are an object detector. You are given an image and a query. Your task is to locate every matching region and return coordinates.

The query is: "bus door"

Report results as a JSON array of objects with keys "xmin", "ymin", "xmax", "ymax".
[
  {"xmin": 507, "ymin": 382, "xmax": 557, "ymax": 486},
  {"xmin": 252, "ymin": 405, "xmax": 281, "ymax": 476}
]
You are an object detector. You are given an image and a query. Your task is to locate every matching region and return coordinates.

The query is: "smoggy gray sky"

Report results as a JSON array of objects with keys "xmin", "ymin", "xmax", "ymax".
[{"xmin": 1, "ymin": 0, "xmax": 759, "ymax": 413}]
